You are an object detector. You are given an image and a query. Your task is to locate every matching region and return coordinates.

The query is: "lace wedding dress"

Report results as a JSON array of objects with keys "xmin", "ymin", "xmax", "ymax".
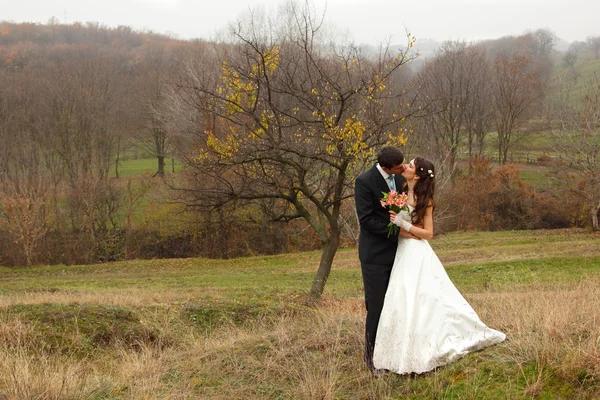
[{"xmin": 372, "ymin": 206, "xmax": 506, "ymax": 374}]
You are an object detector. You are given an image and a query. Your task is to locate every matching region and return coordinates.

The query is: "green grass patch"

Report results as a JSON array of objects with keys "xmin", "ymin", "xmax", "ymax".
[
  {"xmin": 1, "ymin": 229, "xmax": 598, "ymax": 298},
  {"xmin": 557, "ymin": 58, "xmax": 600, "ymax": 103},
  {"xmin": 447, "ymin": 256, "xmax": 600, "ymax": 290},
  {"xmin": 517, "ymin": 166, "xmax": 555, "ymax": 189},
  {"xmin": 112, "ymin": 157, "xmax": 182, "ymax": 177},
  {"xmin": 2, "ymin": 303, "xmax": 162, "ymax": 355},
  {"xmin": 183, "ymin": 298, "xmax": 309, "ymax": 332}
]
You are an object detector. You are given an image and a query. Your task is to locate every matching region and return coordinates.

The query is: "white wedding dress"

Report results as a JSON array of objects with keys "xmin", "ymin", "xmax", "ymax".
[{"xmin": 372, "ymin": 206, "xmax": 506, "ymax": 374}]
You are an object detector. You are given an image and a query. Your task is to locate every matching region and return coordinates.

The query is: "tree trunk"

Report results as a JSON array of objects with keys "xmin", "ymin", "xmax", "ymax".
[
  {"xmin": 449, "ymin": 146, "xmax": 457, "ymax": 181},
  {"xmin": 467, "ymin": 131, "xmax": 473, "ymax": 171},
  {"xmin": 497, "ymin": 140, "xmax": 502, "ymax": 165},
  {"xmin": 477, "ymin": 127, "xmax": 486, "ymax": 157},
  {"xmin": 593, "ymin": 201, "xmax": 600, "ymax": 231},
  {"xmin": 307, "ymin": 227, "xmax": 341, "ymax": 305},
  {"xmin": 24, "ymin": 239, "xmax": 33, "ymax": 267},
  {"xmin": 498, "ymin": 132, "xmax": 508, "ymax": 165},
  {"xmin": 114, "ymin": 140, "xmax": 121, "ymax": 179},
  {"xmin": 157, "ymin": 155, "xmax": 165, "ymax": 177}
]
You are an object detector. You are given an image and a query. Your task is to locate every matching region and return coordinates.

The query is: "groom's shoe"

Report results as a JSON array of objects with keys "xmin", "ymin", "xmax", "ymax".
[{"xmin": 363, "ymin": 354, "xmax": 381, "ymax": 378}]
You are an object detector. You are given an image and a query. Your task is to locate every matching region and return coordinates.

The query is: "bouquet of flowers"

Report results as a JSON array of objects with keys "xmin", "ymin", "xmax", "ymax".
[{"xmin": 380, "ymin": 190, "xmax": 409, "ymax": 238}]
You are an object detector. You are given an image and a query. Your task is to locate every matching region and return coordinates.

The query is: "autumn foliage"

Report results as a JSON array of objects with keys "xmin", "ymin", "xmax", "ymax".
[{"xmin": 452, "ymin": 157, "xmax": 570, "ymax": 231}]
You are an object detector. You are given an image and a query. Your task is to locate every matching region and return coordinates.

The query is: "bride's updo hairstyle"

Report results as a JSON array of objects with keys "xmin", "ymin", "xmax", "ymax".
[{"xmin": 411, "ymin": 157, "xmax": 436, "ymax": 225}]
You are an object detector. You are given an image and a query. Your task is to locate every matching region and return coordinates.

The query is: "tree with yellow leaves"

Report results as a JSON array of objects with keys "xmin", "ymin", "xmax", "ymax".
[{"xmin": 173, "ymin": 2, "xmax": 418, "ymax": 303}]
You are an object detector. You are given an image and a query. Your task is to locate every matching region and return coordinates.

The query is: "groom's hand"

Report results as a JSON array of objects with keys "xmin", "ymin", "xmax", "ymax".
[
  {"xmin": 400, "ymin": 222, "xmax": 423, "ymax": 240},
  {"xmin": 399, "ymin": 229, "xmax": 421, "ymax": 240}
]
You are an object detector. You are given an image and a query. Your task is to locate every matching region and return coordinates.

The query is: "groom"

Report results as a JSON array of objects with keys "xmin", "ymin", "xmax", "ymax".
[{"xmin": 355, "ymin": 146, "xmax": 406, "ymax": 372}]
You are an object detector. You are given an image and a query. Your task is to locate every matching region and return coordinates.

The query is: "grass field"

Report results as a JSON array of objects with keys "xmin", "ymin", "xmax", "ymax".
[
  {"xmin": 555, "ymin": 57, "xmax": 600, "ymax": 103},
  {"xmin": 1, "ymin": 229, "xmax": 599, "ymax": 399},
  {"xmin": 112, "ymin": 157, "xmax": 182, "ymax": 177}
]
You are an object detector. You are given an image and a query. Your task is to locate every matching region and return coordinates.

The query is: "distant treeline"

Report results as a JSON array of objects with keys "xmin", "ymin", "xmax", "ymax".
[{"xmin": 0, "ymin": 20, "xmax": 597, "ymax": 267}]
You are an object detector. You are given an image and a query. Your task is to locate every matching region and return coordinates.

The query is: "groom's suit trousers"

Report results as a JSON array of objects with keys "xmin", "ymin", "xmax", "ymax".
[{"xmin": 361, "ymin": 262, "xmax": 394, "ymax": 366}]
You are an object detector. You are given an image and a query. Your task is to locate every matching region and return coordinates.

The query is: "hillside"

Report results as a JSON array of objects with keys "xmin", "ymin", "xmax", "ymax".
[{"xmin": 556, "ymin": 57, "xmax": 600, "ymax": 101}]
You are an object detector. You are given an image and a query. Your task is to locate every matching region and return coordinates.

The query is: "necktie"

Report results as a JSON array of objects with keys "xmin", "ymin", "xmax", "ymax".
[{"xmin": 387, "ymin": 175, "xmax": 396, "ymax": 191}]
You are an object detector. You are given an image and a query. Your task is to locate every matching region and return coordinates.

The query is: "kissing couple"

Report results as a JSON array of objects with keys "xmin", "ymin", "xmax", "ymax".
[{"xmin": 354, "ymin": 146, "xmax": 506, "ymax": 375}]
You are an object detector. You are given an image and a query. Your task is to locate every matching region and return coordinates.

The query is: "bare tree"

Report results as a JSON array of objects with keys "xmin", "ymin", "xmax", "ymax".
[
  {"xmin": 0, "ymin": 70, "xmax": 50, "ymax": 265},
  {"xmin": 569, "ymin": 40, "xmax": 588, "ymax": 54},
  {"xmin": 0, "ymin": 20, "xmax": 204, "ymax": 264},
  {"xmin": 42, "ymin": 46, "xmax": 126, "ymax": 243},
  {"xmin": 171, "ymin": 2, "xmax": 418, "ymax": 302},
  {"xmin": 0, "ymin": 173, "xmax": 50, "ymax": 266},
  {"xmin": 135, "ymin": 46, "xmax": 178, "ymax": 177},
  {"xmin": 531, "ymin": 28, "xmax": 559, "ymax": 59},
  {"xmin": 463, "ymin": 45, "xmax": 494, "ymax": 167},
  {"xmin": 550, "ymin": 73, "xmax": 600, "ymax": 230},
  {"xmin": 416, "ymin": 41, "xmax": 471, "ymax": 178},
  {"xmin": 415, "ymin": 42, "xmax": 494, "ymax": 175},
  {"xmin": 0, "ymin": 71, "xmax": 11, "ymax": 175},
  {"xmin": 491, "ymin": 52, "xmax": 544, "ymax": 164},
  {"xmin": 587, "ymin": 36, "xmax": 600, "ymax": 60},
  {"xmin": 562, "ymin": 47, "xmax": 579, "ymax": 80}
]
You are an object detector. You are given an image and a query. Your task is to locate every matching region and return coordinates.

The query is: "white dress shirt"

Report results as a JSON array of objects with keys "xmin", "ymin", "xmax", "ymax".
[{"xmin": 376, "ymin": 163, "xmax": 395, "ymax": 191}]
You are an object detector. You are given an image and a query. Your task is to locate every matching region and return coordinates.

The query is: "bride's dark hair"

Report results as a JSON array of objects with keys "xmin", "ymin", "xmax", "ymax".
[{"xmin": 407, "ymin": 157, "xmax": 436, "ymax": 225}]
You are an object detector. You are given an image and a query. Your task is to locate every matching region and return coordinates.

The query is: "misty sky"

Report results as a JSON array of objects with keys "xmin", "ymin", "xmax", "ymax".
[{"xmin": 1, "ymin": 0, "xmax": 598, "ymax": 45}]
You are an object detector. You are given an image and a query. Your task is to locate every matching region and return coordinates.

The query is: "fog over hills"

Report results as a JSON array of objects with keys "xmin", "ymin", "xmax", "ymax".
[{"xmin": 358, "ymin": 34, "xmax": 574, "ymax": 72}]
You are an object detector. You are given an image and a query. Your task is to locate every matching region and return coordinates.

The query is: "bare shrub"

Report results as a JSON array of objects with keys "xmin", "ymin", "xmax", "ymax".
[{"xmin": 453, "ymin": 157, "xmax": 569, "ymax": 230}]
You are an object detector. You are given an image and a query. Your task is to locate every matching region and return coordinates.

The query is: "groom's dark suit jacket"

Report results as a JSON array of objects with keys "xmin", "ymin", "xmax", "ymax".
[
  {"xmin": 355, "ymin": 164, "xmax": 406, "ymax": 266},
  {"xmin": 355, "ymin": 164, "xmax": 406, "ymax": 367}
]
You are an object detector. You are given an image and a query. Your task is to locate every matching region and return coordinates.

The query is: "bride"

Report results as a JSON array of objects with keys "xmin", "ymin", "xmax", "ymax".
[{"xmin": 372, "ymin": 157, "xmax": 506, "ymax": 375}]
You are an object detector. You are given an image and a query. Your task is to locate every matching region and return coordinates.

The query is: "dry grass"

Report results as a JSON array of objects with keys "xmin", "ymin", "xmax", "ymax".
[
  {"xmin": 1, "ymin": 280, "xmax": 599, "ymax": 399},
  {"xmin": 1, "ymin": 229, "xmax": 599, "ymax": 399},
  {"xmin": 0, "ymin": 288, "xmax": 210, "ymax": 309},
  {"xmin": 469, "ymin": 280, "xmax": 600, "ymax": 383}
]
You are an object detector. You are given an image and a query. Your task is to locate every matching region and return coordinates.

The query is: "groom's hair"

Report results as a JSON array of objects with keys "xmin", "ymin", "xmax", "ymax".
[{"xmin": 377, "ymin": 146, "xmax": 404, "ymax": 169}]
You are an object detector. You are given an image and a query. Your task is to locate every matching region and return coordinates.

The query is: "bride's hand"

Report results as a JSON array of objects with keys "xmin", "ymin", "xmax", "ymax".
[{"xmin": 389, "ymin": 210, "xmax": 397, "ymax": 223}]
